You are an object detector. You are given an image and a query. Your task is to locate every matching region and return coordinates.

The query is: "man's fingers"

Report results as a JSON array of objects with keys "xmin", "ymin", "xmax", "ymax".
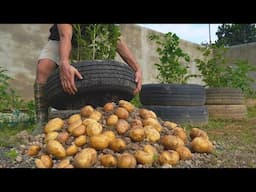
[
  {"xmin": 70, "ymin": 77, "xmax": 77, "ymax": 94},
  {"xmin": 67, "ymin": 81, "xmax": 76, "ymax": 95},
  {"xmin": 74, "ymin": 69, "xmax": 83, "ymax": 80},
  {"xmin": 61, "ymin": 80, "xmax": 70, "ymax": 94},
  {"xmin": 61, "ymin": 79, "xmax": 75, "ymax": 95},
  {"xmin": 133, "ymin": 87, "xmax": 139, "ymax": 95}
]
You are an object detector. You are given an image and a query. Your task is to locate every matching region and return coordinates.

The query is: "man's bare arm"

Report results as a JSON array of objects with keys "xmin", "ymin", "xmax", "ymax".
[
  {"xmin": 57, "ymin": 24, "xmax": 82, "ymax": 95},
  {"xmin": 116, "ymin": 38, "xmax": 142, "ymax": 94}
]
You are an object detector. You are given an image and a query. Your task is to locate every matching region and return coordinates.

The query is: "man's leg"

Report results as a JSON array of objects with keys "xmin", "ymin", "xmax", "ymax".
[{"xmin": 33, "ymin": 59, "xmax": 57, "ymax": 135}]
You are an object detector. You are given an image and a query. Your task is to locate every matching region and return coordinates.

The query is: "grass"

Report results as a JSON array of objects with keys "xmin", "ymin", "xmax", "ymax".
[
  {"xmin": 4, "ymin": 148, "xmax": 18, "ymax": 160},
  {"xmin": 181, "ymin": 105, "xmax": 256, "ymax": 167}
]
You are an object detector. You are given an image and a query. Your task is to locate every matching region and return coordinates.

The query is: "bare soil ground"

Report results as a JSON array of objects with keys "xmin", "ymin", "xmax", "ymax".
[{"xmin": 0, "ymin": 106, "xmax": 255, "ymax": 168}]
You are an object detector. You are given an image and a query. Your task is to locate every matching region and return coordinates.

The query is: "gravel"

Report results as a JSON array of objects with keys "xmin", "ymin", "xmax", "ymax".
[{"xmin": 0, "ymin": 131, "xmax": 253, "ymax": 168}]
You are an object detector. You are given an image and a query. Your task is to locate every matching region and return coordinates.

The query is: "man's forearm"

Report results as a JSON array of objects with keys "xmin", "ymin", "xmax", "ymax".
[
  {"xmin": 116, "ymin": 38, "xmax": 141, "ymax": 72},
  {"xmin": 57, "ymin": 24, "xmax": 72, "ymax": 65}
]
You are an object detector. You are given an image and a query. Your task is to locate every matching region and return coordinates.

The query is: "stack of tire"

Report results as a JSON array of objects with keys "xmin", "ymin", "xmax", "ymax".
[
  {"xmin": 205, "ymin": 88, "xmax": 247, "ymax": 120},
  {"xmin": 139, "ymin": 84, "xmax": 208, "ymax": 125},
  {"xmin": 45, "ymin": 60, "xmax": 136, "ymax": 119}
]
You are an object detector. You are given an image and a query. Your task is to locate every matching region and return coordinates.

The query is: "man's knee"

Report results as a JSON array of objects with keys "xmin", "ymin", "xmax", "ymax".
[{"xmin": 36, "ymin": 59, "xmax": 57, "ymax": 83}]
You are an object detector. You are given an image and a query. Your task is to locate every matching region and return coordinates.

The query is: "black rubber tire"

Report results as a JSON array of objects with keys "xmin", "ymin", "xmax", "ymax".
[
  {"xmin": 46, "ymin": 60, "xmax": 136, "ymax": 110},
  {"xmin": 142, "ymin": 105, "xmax": 208, "ymax": 125},
  {"xmin": 206, "ymin": 88, "xmax": 244, "ymax": 105},
  {"xmin": 140, "ymin": 84, "xmax": 205, "ymax": 106}
]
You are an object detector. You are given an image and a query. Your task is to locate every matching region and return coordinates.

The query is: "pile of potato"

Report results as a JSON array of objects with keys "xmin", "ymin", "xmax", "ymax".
[{"xmin": 27, "ymin": 100, "xmax": 214, "ymax": 168}]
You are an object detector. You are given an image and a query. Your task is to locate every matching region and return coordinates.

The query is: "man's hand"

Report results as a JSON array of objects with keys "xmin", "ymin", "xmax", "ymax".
[
  {"xmin": 59, "ymin": 64, "xmax": 83, "ymax": 95},
  {"xmin": 134, "ymin": 69, "xmax": 142, "ymax": 95}
]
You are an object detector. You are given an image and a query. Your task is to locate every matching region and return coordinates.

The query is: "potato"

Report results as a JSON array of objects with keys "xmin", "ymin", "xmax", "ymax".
[
  {"xmin": 176, "ymin": 146, "xmax": 192, "ymax": 160},
  {"xmin": 103, "ymin": 102, "xmax": 115, "ymax": 112},
  {"xmin": 158, "ymin": 150, "xmax": 180, "ymax": 165},
  {"xmin": 40, "ymin": 155, "xmax": 53, "ymax": 168},
  {"xmin": 116, "ymin": 119, "xmax": 130, "ymax": 135},
  {"xmin": 89, "ymin": 134, "xmax": 109, "ymax": 150},
  {"xmin": 102, "ymin": 131, "xmax": 116, "ymax": 143},
  {"xmin": 35, "ymin": 159, "xmax": 46, "ymax": 168},
  {"xmin": 66, "ymin": 144, "xmax": 79, "ymax": 156},
  {"xmin": 44, "ymin": 118, "xmax": 64, "ymax": 133},
  {"xmin": 81, "ymin": 105, "xmax": 94, "ymax": 117},
  {"xmin": 46, "ymin": 140, "xmax": 66, "ymax": 159},
  {"xmin": 86, "ymin": 122, "xmax": 103, "ymax": 136},
  {"xmin": 173, "ymin": 127, "xmax": 187, "ymax": 143},
  {"xmin": 142, "ymin": 118, "xmax": 162, "ymax": 132},
  {"xmin": 72, "ymin": 124, "xmax": 86, "ymax": 137},
  {"xmin": 57, "ymin": 158, "xmax": 71, "ymax": 168},
  {"xmin": 163, "ymin": 121, "xmax": 178, "ymax": 129},
  {"xmin": 144, "ymin": 125, "xmax": 160, "ymax": 142},
  {"xmin": 134, "ymin": 150, "xmax": 154, "ymax": 165},
  {"xmin": 144, "ymin": 144, "xmax": 158, "ymax": 157},
  {"xmin": 189, "ymin": 128, "xmax": 209, "ymax": 140},
  {"xmin": 67, "ymin": 119, "xmax": 82, "ymax": 133},
  {"xmin": 130, "ymin": 119, "xmax": 143, "ymax": 128},
  {"xmin": 115, "ymin": 107, "xmax": 129, "ymax": 119},
  {"xmin": 100, "ymin": 154, "xmax": 117, "ymax": 167},
  {"xmin": 139, "ymin": 109, "xmax": 157, "ymax": 119},
  {"xmin": 89, "ymin": 111, "xmax": 102, "ymax": 121},
  {"xmin": 191, "ymin": 137, "xmax": 214, "ymax": 153},
  {"xmin": 57, "ymin": 132, "xmax": 69, "ymax": 143},
  {"xmin": 27, "ymin": 145, "xmax": 41, "ymax": 156},
  {"xmin": 67, "ymin": 114, "xmax": 81, "ymax": 125},
  {"xmin": 106, "ymin": 114, "xmax": 118, "ymax": 126},
  {"xmin": 65, "ymin": 164, "xmax": 74, "ymax": 168},
  {"xmin": 118, "ymin": 100, "xmax": 135, "ymax": 113},
  {"xmin": 45, "ymin": 132, "xmax": 59, "ymax": 143},
  {"xmin": 74, "ymin": 148, "xmax": 97, "ymax": 168},
  {"xmin": 109, "ymin": 138, "xmax": 126, "ymax": 152},
  {"xmin": 74, "ymin": 135, "xmax": 87, "ymax": 147},
  {"xmin": 117, "ymin": 153, "xmax": 136, "ymax": 168},
  {"xmin": 82, "ymin": 118, "xmax": 97, "ymax": 127},
  {"xmin": 161, "ymin": 135, "xmax": 184, "ymax": 150},
  {"xmin": 129, "ymin": 128, "xmax": 145, "ymax": 142}
]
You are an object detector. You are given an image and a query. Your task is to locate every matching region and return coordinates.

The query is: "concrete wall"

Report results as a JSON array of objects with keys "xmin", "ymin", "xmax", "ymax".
[
  {"xmin": 0, "ymin": 24, "xmax": 204, "ymax": 101},
  {"xmin": 225, "ymin": 42, "xmax": 256, "ymax": 90},
  {"xmin": 117, "ymin": 24, "xmax": 205, "ymax": 85},
  {"xmin": 0, "ymin": 24, "xmax": 51, "ymax": 100}
]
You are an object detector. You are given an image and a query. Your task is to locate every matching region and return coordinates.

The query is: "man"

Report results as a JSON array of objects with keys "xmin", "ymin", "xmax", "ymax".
[{"xmin": 34, "ymin": 24, "xmax": 142, "ymax": 134}]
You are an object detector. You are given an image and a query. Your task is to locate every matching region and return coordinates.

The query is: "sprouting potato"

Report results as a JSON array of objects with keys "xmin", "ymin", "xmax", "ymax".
[
  {"xmin": 80, "ymin": 105, "xmax": 94, "ymax": 117},
  {"xmin": 115, "ymin": 107, "xmax": 129, "ymax": 119},
  {"xmin": 103, "ymin": 102, "xmax": 115, "ymax": 112},
  {"xmin": 100, "ymin": 154, "xmax": 117, "ymax": 167},
  {"xmin": 44, "ymin": 118, "xmax": 64, "ymax": 133},
  {"xmin": 67, "ymin": 114, "xmax": 81, "ymax": 125},
  {"xmin": 117, "ymin": 153, "xmax": 136, "ymax": 168},
  {"xmin": 106, "ymin": 114, "xmax": 118, "ymax": 126}
]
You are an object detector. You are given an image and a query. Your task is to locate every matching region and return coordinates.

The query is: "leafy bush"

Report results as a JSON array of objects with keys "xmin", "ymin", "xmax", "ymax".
[
  {"xmin": 71, "ymin": 24, "xmax": 121, "ymax": 62},
  {"xmin": 194, "ymin": 45, "xmax": 256, "ymax": 97},
  {"xmin": 149, "ymin": 32, "xmax": 191, "ymax": 84}
]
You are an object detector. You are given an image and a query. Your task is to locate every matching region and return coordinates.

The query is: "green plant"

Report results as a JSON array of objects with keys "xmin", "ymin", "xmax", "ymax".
[
  {"xmin": 225, "ymin": 60, "xmax": 256, "ymax": 97},
  {"xmin": 194, "ymin": 45, "xmax": 227, "ymax": 88},
  {"xmin": 194, "ymin": 45, "xmax": 256, "ymax": 97},
  {"xmin": 0, "ymin": 66, "xmax": 35, "ymax": 123},
  {"xmin": 130, "ymin": 94, "xmax": 142, "ymax": 108},
  {"xmin": 4, "ymin": 149, "xmax": 18, "ymax": 160},
  {"xmin": 149, "ymin": 32, "xmax": 191, "ymax": 84},
  {"xmin": 71, "ymin": 24, "xmax": 121, "ymax": 62}
]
